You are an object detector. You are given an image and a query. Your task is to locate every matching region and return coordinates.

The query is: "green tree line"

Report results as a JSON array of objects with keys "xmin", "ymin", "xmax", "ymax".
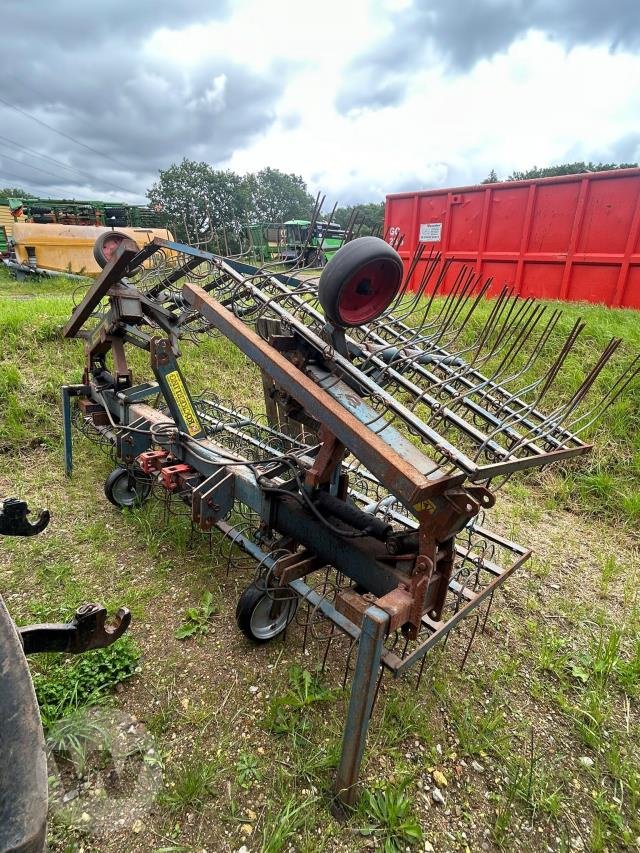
[
  {"xmin": 482, "ymin": 161, "xmax": 637, "ymax": 183},
  {"xmin": 146, "ymin": 160, "xmax": 384, "ymax": 247}
]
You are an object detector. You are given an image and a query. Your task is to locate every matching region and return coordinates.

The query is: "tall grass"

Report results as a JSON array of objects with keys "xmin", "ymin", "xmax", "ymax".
[{"xmin": 1, "ymin": 265, "xmax": 638, "ymax": 522}]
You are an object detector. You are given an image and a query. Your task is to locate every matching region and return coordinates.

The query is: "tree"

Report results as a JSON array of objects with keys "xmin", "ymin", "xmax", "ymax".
[
  {"xmin": 481, "ymin": 169, "xmax": 499, "ymax": 184},
  {"xmin": 244, "ymin": 168, "xmax": 314, "ymax": 223},
  {"xmin": 483, "ymin": 162, "xmax": 637, "ymax": 184},
  {"xmin": 333, "ymin": 202, "xmax": 385, "ymax": 236},
  {"xmin": 0, "ymin": 186, "xmax": 27, "ymax": 199},
  {"xmin": 147, "ymin": 159, "xmax": 250, "ymax": 249}
]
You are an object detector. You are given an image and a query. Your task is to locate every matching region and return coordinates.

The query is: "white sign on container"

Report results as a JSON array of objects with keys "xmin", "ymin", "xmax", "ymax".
[{"xmin": 419, "ymin": 222, "xmax": 442, "ymax": 242}]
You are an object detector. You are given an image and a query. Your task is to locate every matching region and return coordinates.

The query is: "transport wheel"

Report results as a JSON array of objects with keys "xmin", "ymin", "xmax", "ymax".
[
  {"xmin": 104, "ymin": 467, "xmax": 152, "ymax": 509},
  {"xmin": 93, "ymin": 231, "xmax": 140, "ymax": 269},
  {"xmin": 236, "ymin": 583, "xmax": 298, "ymax": 643},
  {"xmin": 318, "ymin": 236, "xmax": 403, "ymax": 327}
]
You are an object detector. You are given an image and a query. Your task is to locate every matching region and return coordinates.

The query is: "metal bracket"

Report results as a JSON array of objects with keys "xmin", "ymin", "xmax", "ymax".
[
  {"xmin": 18, "ymin": 603, "xmax": 131, "ymax": 655},
  {"xmin": 0, "ymin": 498, "xmax": 50, "ymax": 537}
]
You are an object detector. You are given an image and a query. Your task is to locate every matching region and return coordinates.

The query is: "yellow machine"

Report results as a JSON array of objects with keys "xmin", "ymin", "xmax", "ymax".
[{"xmin": 11, "ymin": 224, "xmax": 174, "ymax": 276}]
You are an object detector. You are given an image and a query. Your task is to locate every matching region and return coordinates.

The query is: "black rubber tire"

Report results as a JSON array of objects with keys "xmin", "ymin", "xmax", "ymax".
[
  {"xmin": 318, "ymin": 236, "xmax": 403, "ymax": 327},
  {"xmin": 104, "ymin": 467, "xmax": 152, "ymax": 509},
  {"xmin": 93, "ymin": 231, "xmax": 140, "ymax": 269},
  {"xmin": 236, "ymin": 583, "xmax": 298, "ymax": 644}
]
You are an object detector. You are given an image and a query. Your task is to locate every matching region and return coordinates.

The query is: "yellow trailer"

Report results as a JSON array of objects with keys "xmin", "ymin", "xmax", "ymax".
[{"xmin": 11, "ymin": 223, "xmax": 173, "ymax": 276}]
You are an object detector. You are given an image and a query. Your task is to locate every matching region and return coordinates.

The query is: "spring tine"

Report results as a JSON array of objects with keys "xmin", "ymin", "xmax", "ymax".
[
  {"xmin": 460, "ymin": 614, "xmax": 480, "ymax": 672},
  {"xmin": 569, "ymin": 352, "xmax": 640, "ymax": 434},
  {"xmin": 504, "ymin": 338, "xmax": 622, "ymax": 452}
]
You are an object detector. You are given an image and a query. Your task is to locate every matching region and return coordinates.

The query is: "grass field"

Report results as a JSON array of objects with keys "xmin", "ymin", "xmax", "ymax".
[{"xmin": 1, "ymin": 266, "xmax": 639, "ymax": 853}]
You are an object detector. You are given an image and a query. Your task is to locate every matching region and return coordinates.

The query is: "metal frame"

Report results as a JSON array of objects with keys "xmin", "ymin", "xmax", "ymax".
[{"xmin": 60, "ymin": 235, "xmax": 635, "ymax": 807}]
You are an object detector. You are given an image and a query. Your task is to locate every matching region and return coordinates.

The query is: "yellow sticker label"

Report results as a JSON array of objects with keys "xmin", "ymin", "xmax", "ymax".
[
  {"xmin": 413, "ymin": 499, "xmax": 437, "ymax": 514},
  {"xmin": 165, "ymin": 370, "xmax": 201, "ymax": 436}
]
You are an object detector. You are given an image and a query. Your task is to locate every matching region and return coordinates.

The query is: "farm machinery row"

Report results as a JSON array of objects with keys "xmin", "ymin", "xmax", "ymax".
[
  {"xmin": 3, "ymin": 225, "xmax": 638, "ymax": 851},
  {"xmin": 55, "ymin": 231, "xmax": 639, "ymax": 810}
]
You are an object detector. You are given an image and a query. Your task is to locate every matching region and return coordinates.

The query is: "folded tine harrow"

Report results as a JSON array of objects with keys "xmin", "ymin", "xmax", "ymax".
[{"xmin": 62, "ymin": 233, "xmax": 639, "ymax": 809}]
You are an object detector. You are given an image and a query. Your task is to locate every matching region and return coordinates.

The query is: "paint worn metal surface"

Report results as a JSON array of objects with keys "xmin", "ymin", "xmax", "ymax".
[
  {"xmin": 61, "ymin": 232, "xmax": 638, "ymax": 807},
  {"xmin": 385, "ymin": 167, "xmax": 640, "ymax": 308}
]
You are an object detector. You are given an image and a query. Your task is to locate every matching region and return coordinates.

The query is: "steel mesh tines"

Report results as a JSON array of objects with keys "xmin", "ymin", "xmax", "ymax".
[
  {"xmin": 110, "ymin": 238, "xmax": 639, "ymax": 483},
  {"xmin": 194, "ymin": 395, "xmax": 312, "ymax": 462}
]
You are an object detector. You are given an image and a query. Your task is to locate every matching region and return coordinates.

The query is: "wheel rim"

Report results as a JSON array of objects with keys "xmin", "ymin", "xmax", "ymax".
[
  {"xmin": 111, "ymin": 473, "xmax": 144, "ymax": 507},
  {"xmin": 336, "ymin": 258, "xmax": 402, "ymax": 325},
  {"xmin": 102, "ymin": 233, "xmax": 126, "ymax": 264},
  {"xmin": 249, "ymin": 595, "xmax": 294, "ymax": 640}
]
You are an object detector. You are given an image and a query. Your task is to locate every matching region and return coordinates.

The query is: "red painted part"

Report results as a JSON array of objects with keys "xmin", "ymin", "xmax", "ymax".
[
  {"xmin": 160, "ymin": 463, "xmax": 194, "ymax": 491},
  {"xmin": 137, "ymin": 450, "xmax": 169, "ymax": 474},
  {"xmin": 102, "ymin": 232, "xmax": 127, "ymax": 264},
  {"xmin": 384, "ymin": 168, "xmax": 640, "ymax": 308},
  {"xmin": 337, "ymin": 259, "xmax": 402, "ymax": 325}
]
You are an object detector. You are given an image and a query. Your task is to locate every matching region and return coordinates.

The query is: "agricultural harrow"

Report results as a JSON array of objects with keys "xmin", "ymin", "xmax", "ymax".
[{"xmin": 61, "ymin": 233, "xmax": 638, "ymax": 808}]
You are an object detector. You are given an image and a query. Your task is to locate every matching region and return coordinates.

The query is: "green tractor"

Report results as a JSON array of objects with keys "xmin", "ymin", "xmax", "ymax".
[
  {"xmin": 245, "ymin": 222, "xmax": 282, "ymax": 263},
  {"xmin": 281, "ymin": 219, "xmax": 346, "ymax": 267}
]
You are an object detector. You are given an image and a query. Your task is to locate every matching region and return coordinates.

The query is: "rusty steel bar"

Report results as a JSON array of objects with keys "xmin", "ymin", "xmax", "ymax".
[
  {"xmin": 63, "ymin": 239, "xmax": 141, "ymax": 339},
  {"xmin": 183, "ymin": 283, "xmax": 455, "ymax": 508}
]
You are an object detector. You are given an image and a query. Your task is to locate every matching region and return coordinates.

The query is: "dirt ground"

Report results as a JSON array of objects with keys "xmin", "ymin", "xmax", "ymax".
[{"xmin": 1, "ymin": 275, "xmax": 639, "ymax": 853}]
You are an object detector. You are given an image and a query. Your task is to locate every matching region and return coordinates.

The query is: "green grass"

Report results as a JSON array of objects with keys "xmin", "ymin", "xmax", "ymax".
[
  {"xmin": 358, "ymin": 781, "xmax": 423, "ymax": 852},
  {"xmin": 30, "ymin": 635, "xmax": 140, "ymax": 729},
  {"xmin": 174, "ymin": 590, "xmax": 218, "ymax": 639},
  {"xmin": 1, "ymin": 264, "xmax": 638, "ymax": 520},
  {"xmin": 1, "ymin": 265, "xmax": 640, "ymax": 852},
  {"xmin": 159, "ymin": 755, "xmax": 219, "ymax": 812}
]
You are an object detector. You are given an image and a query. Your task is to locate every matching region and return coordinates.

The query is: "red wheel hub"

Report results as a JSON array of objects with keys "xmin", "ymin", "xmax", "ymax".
[
  {"xmin": 102, "ymin": 233, "xmax": 126, "ymax": 263},
  {"xmin": 337, "ymin": 259, "xmax": 401, "ymax": 325}
]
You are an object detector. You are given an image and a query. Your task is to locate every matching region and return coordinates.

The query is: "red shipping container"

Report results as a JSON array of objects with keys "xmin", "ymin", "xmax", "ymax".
[{"xmin": 384, "ymin": 168, "xmax": 640, "ymax": 308}]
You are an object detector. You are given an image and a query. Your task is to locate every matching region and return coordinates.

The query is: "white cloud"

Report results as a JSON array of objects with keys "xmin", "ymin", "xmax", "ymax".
[
  {"xmin": 226, "ymin": 28, "xmax": 640, "ymax": 201},
  {"xmin": 0, "ymin": 1, "xmax": 638, "ymax": 203}
]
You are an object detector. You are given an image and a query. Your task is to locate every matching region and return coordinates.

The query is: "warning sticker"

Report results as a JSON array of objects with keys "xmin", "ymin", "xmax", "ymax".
[
  {"xmin": 165, "ymin": 370, "xmax": 201, "ymax": 436},
  {"xmin": 419, "ymin": 222, "xmax": 442, "ymax": 243}
]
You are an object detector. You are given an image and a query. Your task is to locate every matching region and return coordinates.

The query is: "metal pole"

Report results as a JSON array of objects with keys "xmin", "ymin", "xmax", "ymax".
[
  {"xmin": 333, "ymin": 604, "xmax": 389, "ymax": 811},
  {"xmin": 61, "ymin": 386, "xmax": 73, "ymax": 477}
]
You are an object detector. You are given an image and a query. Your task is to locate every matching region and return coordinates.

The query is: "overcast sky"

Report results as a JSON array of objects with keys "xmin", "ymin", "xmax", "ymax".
[{"xmin": 0, "ymin": 0, "xmax": 638, "ymax": 206}]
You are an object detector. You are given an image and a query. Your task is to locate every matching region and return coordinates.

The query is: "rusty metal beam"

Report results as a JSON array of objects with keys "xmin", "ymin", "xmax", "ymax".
[
  {"xmin": 183, "ymin": 283, "xmax": 458, "ymax": 509},
  {"xmin": 63, "ymin": 239, "xmax": 141, "ymax": 339}
]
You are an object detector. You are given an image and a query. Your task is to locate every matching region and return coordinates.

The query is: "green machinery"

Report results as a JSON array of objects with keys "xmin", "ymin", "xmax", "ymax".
[
  {"xmin": 246, "ymin": 219, "xmax": 346, "ymax": 267},
  {"xmin": 281, "ymin": 219, "xmax": 345, "ymax": 266},
  {"xmin": 245, "ymin": 222, "xmax": 282, "ymax": 262},
  {"xmin": 0, "ymin": 196, "xmax": 168, "ymax": 229}
]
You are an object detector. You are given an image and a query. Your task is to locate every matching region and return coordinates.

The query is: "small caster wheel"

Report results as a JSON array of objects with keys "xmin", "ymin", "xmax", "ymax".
[
  {"xmin": 235, "ymin": 583, "xmax": 298, "ymax": 643},
  {"xmin": 104, "ymin": 467, "xmax": 152, "ymax": 509},
  {"xmin": 318, "ymin": 236, "xmax": 403, "ymax": 327}
]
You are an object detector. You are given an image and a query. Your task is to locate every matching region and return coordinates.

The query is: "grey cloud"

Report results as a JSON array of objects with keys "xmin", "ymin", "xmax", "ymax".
[
  {"xmin": 336, "ymin": 0, "xmax": 640, "ymax": 113},
  {"xmin": 2, "ymin": 2, "xmax": 231, "ymax": 50},
  {"xmin": 0, "ymin": 3, "xmax": 284, "ymax": 201}
]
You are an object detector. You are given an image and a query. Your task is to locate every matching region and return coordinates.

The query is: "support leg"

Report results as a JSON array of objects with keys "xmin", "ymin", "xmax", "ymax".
[
  {"xmin": 62, "ymin": 386, "xmax": 74, "ymax": 477},
  {"xmin": 333, "ymin": 604, "xmax": 389, "ymax": 811}
]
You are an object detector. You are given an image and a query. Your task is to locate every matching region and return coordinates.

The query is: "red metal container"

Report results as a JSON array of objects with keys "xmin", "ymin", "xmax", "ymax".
[{"xmin": 385, "ymin": 168, "xmax": 640, "ymax": 308}]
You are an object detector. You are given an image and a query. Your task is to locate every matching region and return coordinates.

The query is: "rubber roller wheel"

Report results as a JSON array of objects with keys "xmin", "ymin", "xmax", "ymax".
[
  {"xmin": 93, "ymin": 231, "xmax": 140, "ymax": 269},
  {"xmin": 104, "ymin": 467, "xmax": 152, "ymax": 509},
  {"xmin": 318, "ymin": 236, "xmax": 404, "ymax": 327},
  {"xmin": 236, "ymin": 583, "xmax": 298, "ymax": 643}
]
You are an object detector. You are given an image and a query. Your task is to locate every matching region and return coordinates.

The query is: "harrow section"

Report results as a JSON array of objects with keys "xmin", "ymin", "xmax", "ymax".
[{"xmin": 62, "ymin": 234, "xmax": 638, "ymax": 808}]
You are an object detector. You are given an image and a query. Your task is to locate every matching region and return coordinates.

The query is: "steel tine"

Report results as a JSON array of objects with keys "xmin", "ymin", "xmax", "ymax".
[{"xmin": 569, "ymin": 352, "xmax": 640, "ymax": 434}]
